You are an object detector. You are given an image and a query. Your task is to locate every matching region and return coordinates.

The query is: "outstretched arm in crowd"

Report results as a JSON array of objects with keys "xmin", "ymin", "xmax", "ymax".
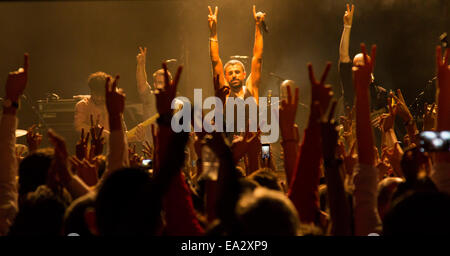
[
  {"xmin": 136, "ymin": 46, "xmax": 151, "ymax": 94},
  {"xmin": 247, "ymin": 5, "xmax": 266, "ymax": 101},
  {"xmin": 0, "ymin": 54, "xmax": 28, "ymax": 235},
  {"xmin": 151, "ymin": 63, "xmax": 204, "ymax": 235},
  {"xmin": 339, "ymin": 4, "xmax": 354, "ymax": 64},
  {"xmin": 208, "ymin": 132, "xmax": 241, "ymax": 233},
  {"xmin": 159, "ymin": 129, "xmax": 203, "ymax": 235},
  {"xmin": 102, "ymin": 75, "xmax": 129, "ymax": 179},
  {"xmin": 338, "ymin": 4, "xmax": 355, "ymax": 106},
  {"xmin": 47, "ymin": 129, "xmax": 91, "ymax": 199},
  {"xmin": 391, "ymin": 89, "xmax": 419, "ymax": 143},
  {"xmin": 431, "ymin": 46, "xmax": 450, "ymax": 193},
  {"xmin": 279, "ymin": 84, "xmax": 300, "ymax": 187},
  {"xmin": 208, "ymin": 6, "xmax": 227, "ymax": 90},
  {"xmin": 288, "ymin": 62, "xmax": 332, "ymax": 225},
  {"xmin": 321, "ymin": 101, "xmax": 352, "ymax": 235},
  {"xmin": 352, "ymin": 43, "xmax": 382, "ymax": 235}
]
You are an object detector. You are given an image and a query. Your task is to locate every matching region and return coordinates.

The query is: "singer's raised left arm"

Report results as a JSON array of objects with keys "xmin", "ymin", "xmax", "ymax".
[{"xmin": 248, "ymin": 5, "xmax": 265, "ymax": 101}]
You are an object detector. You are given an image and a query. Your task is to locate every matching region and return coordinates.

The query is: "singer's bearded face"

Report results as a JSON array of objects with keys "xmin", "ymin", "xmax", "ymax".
[{"xmin": 225, "ymin": 64, "xmax": 246, "ymax": 91}]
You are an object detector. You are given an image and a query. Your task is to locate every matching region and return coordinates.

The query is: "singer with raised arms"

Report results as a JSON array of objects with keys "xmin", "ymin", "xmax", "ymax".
[{"xmin": 208, "ymin": 5, "xmax": 265, "ymax": 104}]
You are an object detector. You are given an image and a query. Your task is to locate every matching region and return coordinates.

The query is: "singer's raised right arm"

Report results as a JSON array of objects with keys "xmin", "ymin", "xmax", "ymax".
[
  {"xmin": 208, "ymin": 6, "xmax": 226, "ymax": 89},
  {"xmin": 248, "ymin": 5, "xmax": 265, "ymax": 101}
]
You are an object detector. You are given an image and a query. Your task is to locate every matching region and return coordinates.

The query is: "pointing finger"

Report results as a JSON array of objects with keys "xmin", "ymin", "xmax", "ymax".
[
  {"xmin": 23, "ymin": 53, "xmax": 29, "ymax": 73},
  {"xmin": 320, "ymin": 62, "xmax": 332, "ymax": 85},
  {"xmin": 307, "ymin": 63, "xmax": 317, "ymax": 85},
  {"xmin": 111, "ymin": 75, "xmax": 120, "ymax": 91}
]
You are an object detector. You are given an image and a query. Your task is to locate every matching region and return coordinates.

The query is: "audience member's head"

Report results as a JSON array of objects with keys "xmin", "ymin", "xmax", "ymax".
[
  {"xmin": 400, "ymin": 146, "xmax": 431, "ymax": 183},
  {"xmin": 18, "ymin": 148, "xmax": 54, "ymax": 200},
  {"xmin": 9, "ymin": 185, "xmax": 71, "ymax": 235},
  {"xmin": 234, "ymin": 187, "xmax": 300, "ymax": 235},
  {"xmin": 377, "ymin": 177, "xmax": 403, "ymax": 220},
  {"xmin": 63, "ymin": 192, "xmax": 96, "ymax": 236},
  {"xmin": 383, "ymin": 191, "xmax": 450, "ymax": 235},
  {"xmin": 247, "ymin": 168, "xmax": 282, "ymax": 191},
  {"xmin": 93, "ymin": 167, "xmax": 162, "ymax": 235}
]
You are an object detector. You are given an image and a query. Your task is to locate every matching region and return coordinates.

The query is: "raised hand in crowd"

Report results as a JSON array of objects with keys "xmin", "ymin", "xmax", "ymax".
[
  {"xmin": 152, "ymin": 63, "xmax": 183, "ymax": 173},
  {"xmin": 389, "ymin": 89, "xmax": 412, "ymax": 124},
  {"xmin": 0, "ymin": 53, "xmax": 29, "ymax": 236},
  {"xmin": 320, "ymin": 100, "xmax": 338, "ymax": 163},
  {"xmin": 89, "ymin": 115, "xmax": 105, "ymax": 158},
  {"xmin": 136, "ymin": 46, "xmax": 150, "ymax": 93},
  {"xmin": 102, "ymin": 74, "xmax": 130, "ymax": 177},
  {"xmin": 309, "ymin": 62, "xmax": 333, "ymax": 115},
  {"xmin": 136, "ymin": 46, "xmax": 147, "ymax": 67},
  {"xmin": 279, "ymin": 83, "xmax": 299, "ymax": 186},
  {"xmin": 389, "ymin": 89, "xmax": 418, "ymax": 140},
  {"xmin": 343, "ymin": 3, "xmax": 354, "ymax": 26},
  {"xmin": 287, "ymin": 62, "xmax": 332, "ymax": 227},
  {"xmin": 423, "ymin": 103, "xmax": 437, "ymax": 131},
  {"xmin": 352, "ymin": 43, "xmax": 382, "ymax": 235},
  {"xmin": 204, "ymin": 132, "xmax": 240, "ymax": 231},
  {"xmin": 320, "ymin": 100, "xmax": 352, "ymax": 235},
  {"xmin": 377, "ymin": 97, "xmax": 397, "ymax": 132},
  {"xmin": 382, "ymin": 141, "xmax": 404, "ymax": 177},
  {"xmin": 377, "ymin": 147, "xmax": 394, "ymax": 179},
  {"xmin": 337, "ymin": 139, "xmax": 357, "ymax": 178},
  {"xmin": 105, "ymin": 75, "xmax": 125, "ymax": 130},
  {"xmin": 154, "ymin": 63, "xmax": 182, "ymax": 116},
  {"xmin": 75, "ymin": 128, "xmax": 89, "ymax": 160},
  {"xmin": 5, "ymin": 54, "xmax": 29, "ymax": 109},
  {"xmin": 430, "ymin": 46, "xmax": 450, "ymax": 193},
  {"xmin": 14, "ymin": 146, "xmax": 26, "ymax": 165},
  {"xmin": 340, "ymin": 105, "xmax": 355, "ymax": 144},
  {"xmin": 48, "ymin": 129, "xmax": 90, "ymax": 199},
  {"xmin": 69, "ymin": 156, "xmax": 98, "ymax": 187},
  {"xmin": 128, "ymin": 144, "xmax": 143, "ymax": 167},
  {"xmin": 231, "ymin": 131, "xmax": 259, "ymax": 165},
  {"xmin": 339, "ymin": 4, "xmax": 355, "ymax": 63},
  {"xmin": 26, "ymin": 124, "xmax": 42, "ymax": 153},
  {"xmin": 150, "ymin": 124, "xmax": 160, "ymax": 172},
  {"xmin": 353, "ymin": 43, "xmax": 377, "ymax": 166},
  {"xmin": 142, "ymin": 140, "xmax": 153, "ymax": 159}
]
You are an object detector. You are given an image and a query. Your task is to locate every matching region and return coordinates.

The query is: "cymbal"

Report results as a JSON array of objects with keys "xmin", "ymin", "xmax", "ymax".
[{"xmin": 15, "ymin": 129, "xmax": 27, "ymax": 138}]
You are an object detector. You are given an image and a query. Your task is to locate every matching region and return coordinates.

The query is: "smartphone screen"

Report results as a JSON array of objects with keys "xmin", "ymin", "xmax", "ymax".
[
  {"xmin": 419, "ymin": 131, "xmax": 450, "ymax": 152},
  {"xmin": 262, "ymin": 144, "xmax": 270, "ymax": 159}
]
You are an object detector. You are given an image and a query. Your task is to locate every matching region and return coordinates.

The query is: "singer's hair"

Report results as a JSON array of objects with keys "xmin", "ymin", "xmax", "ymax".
[{"xmin": 224, "ymin": 60, "xmax": 246, "ymax": 74}]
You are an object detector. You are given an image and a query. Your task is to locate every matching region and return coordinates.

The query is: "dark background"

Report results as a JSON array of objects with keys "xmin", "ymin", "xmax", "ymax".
[{"xmin": 0, "ymin": 0, "xmax": 448, "ymax": 143}]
